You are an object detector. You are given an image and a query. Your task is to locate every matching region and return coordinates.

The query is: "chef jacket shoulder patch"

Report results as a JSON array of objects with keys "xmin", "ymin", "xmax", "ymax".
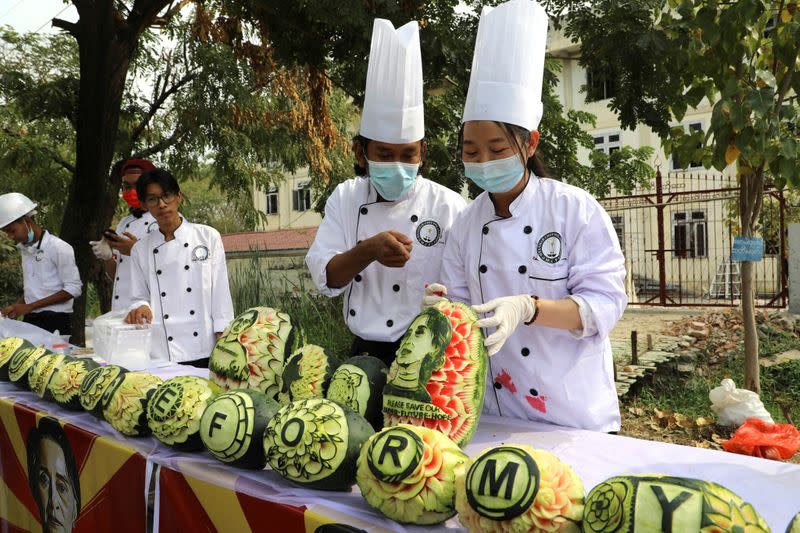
[
  {"xmin": 416, "ymin": 220, "xmax": 441, "ymax": 247},
  {"xmin": 191, "ymin": 245, "xmax": 210, "ymax": 262},
  {"xmin": 536, "ymin": 232, "xmax": 562, "ymax": 264}
]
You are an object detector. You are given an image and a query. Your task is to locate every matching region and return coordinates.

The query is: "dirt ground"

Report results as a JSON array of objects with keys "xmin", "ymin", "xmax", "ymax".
[{"xmin": 609, "ymin": 305, "xmax": 716, "ymax": 341}]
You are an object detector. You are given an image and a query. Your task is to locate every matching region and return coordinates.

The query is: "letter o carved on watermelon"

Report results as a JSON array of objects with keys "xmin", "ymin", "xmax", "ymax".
[{"xmin": 383, "ymin": 301, "xmax": 487, "ymax": 447}]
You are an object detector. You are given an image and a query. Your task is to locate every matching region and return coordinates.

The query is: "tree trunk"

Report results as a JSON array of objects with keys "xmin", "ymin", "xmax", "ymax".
[
  {"xmin": 59, "ymin": 6, "xmax": 138, "ymax": 345},
  {"xmin": 739, "ymin": 169, "xmax": 765, "ymax": 394}
]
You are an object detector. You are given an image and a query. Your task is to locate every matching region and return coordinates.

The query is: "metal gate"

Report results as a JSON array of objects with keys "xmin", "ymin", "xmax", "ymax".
[{"xmin": 600, "ymin": 170, "xmax": 788, "ymax": 308}]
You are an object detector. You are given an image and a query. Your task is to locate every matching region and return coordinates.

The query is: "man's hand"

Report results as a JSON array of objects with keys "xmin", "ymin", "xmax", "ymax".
[
  {"xmin": 367, "ymin": 230, "xmax": 412, "ymax": 268},
  {"xmin": 2, "ymin": 303, "xmax": 33, "ymax": 319},
  {"xmin": 126, "ymin": 305, "xmax": 153, "ymax": 325},
  {"xmin": 90, "ymin": 239, "xmax": 113, "ymax": 261},
  {"xmin": 108, "ymin": 231, "xmax": 138, "ymax": 256},
  {"xmin": 472, "ymin": 295, "xmax": 537, "ymax": 357}
]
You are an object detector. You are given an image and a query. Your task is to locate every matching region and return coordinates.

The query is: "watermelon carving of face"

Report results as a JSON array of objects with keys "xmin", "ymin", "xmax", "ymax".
[
  {"xmin": 383, "ymin": 301, "xmax": 487, "ymax": 447},
  {"xmin": 209, "ymin": 307, "xmax": 303, "ymax": 399}
]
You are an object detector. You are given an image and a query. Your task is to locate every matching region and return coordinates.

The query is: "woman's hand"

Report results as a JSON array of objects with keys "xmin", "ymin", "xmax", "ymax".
[{"xmin": 472, "ymin": 295, "xmax": 537, "ymax": 356}]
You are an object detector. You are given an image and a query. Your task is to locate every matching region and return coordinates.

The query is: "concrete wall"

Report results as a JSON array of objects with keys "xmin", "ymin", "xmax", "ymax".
[{"xmin": 790, "ymin": 224, "xmax": 800, "ymax": 313}]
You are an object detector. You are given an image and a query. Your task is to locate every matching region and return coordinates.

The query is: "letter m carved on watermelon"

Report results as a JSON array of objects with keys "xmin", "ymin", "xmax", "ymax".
[{"xmin": 383, "ymin": 301, "xmax": 487, "ymax": 447}]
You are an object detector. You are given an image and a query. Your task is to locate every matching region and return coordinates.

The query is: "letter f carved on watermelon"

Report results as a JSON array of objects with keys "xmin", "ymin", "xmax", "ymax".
[
  {"xmin": 209, "ymin": 307, "xmax": 304, "ymax": 399},
  {"xmin": 383, "ymin": 301, "xmax": 487, "ymax": 447}
]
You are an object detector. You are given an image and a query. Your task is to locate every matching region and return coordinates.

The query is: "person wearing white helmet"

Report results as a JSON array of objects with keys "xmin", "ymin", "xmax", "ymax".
[{"xmin": 0, "ymin": 193, "xmax": 82, "ymax": 338}]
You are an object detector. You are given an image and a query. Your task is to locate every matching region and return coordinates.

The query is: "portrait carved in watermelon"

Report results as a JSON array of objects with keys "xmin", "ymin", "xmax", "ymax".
[
  {"xmin": 383, "ymin": 301, "xmax": 487, "ymax": 447},
  {"xmin": 209, "ymin": 307, "xmax": 304, "ymax": 399}
]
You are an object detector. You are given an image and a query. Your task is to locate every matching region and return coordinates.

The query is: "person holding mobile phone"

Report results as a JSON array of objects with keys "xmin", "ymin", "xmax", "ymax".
[{"xmin": 89, "ymin": 159, "xmax": 158, "ymax": 311}]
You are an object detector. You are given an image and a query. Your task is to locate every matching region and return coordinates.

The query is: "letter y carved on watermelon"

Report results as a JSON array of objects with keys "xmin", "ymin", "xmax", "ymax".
[{"xmin": 383, "ymin": 301, "xmax": 487, "ymax": 447}]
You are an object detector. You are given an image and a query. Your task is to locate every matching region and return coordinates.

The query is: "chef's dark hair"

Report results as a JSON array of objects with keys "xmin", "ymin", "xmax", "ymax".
[
  {"xmin": 26, "ymin": 416, "xmax": 81, "ymax": 513},
  {"xmin": 352, "ymin": 135, "xmax": 426, "ymax": 176},
  {"xmin": 136, "ymin": 168, "xmax": 181, "ymax": 200},
  {"xmin": 458, "ymin": 122, "xmax": 550, "ymax": 178}
]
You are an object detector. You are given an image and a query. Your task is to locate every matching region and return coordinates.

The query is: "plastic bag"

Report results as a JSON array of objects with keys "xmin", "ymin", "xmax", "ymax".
[
  {"xmin": 709, "ymin": 378, "xmax": 774, "ymax": 426},
  {"xmin": 722, "ymin": 418, "xmax": 800, "ymax": 460}
]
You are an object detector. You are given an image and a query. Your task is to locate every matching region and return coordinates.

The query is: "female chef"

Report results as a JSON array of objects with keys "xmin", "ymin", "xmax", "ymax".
[{"xmin": 428, "ymin": 0, "xmax": 627, "ymax": 432}]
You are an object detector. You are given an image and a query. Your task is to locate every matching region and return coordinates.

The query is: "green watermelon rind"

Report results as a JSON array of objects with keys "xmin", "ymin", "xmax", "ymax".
[
  {"xmin": 79, "ymin": 365, "xmax": 129, "ymax": 418},
  {"xmin": 200, "ymin": 389, "xmax": 280, "ymax": 469},
  {"xmin": 0, "ymin": 337, "xmax": 33, "ymax": 381},
  {"xmin": 8, "ymin": 346, "xmax": 48, "ymax": 390},
  {"xmin": 327, "ymin": 355, "xmax": 388, "ymax": 431}
]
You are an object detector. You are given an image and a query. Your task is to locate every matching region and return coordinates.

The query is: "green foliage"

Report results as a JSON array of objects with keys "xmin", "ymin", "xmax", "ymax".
[
  {"xmin": 0, "ymin": 238, "xmax": 22, "ymax": 308},
  {"xmin": 550, "ymin": 0, "xmax": 800, "ymax": 186}
]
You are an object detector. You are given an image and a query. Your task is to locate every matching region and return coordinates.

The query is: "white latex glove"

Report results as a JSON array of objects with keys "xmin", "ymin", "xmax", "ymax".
[
  {"xmin": 422, "ymin": 283, "xmax": 448, "ymax": 308},
  {"xmin": 90, "ymin": 238, "xmax": 113, "ymax": 261},
  {"xmin": 472, "ymin": 295, "xmax": 537, "ymax": 357}
]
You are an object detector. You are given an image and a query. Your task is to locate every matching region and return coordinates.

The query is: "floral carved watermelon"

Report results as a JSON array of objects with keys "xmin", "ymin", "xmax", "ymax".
[
  {"xmin": 582, "ymin": 474, "xmax": 769, "ymax": 533},
  {"xmin": 278, "ymin": 344, "xmax": 338, "ymax": 404},
  {"xmin": 0, "ymin": 337, "xmax": 33, "ymax": 381},
  {"xmin": 209, "ymin": 307, "xmax": 304, "ymax": 399},
  {"xmin": 356, "ymin": 424, "xmax": 468, "ymax": 525},
  {"xmin": 455, "ymin": 445, "xmax": 584, "ymax": 533},
  {"xmin": 383, "ymin": 301, "xmax": 486, "ymax": 447}
]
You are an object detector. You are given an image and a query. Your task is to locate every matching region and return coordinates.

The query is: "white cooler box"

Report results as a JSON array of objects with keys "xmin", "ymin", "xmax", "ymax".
[{"xmin": 91, "ymin": 311, "xmax": 165, "ymax": 369}]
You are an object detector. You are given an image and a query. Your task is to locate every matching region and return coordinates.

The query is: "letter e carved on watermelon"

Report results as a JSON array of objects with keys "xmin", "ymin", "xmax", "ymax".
[{"xmin": 383, "ymin": 301, "xmax": 487, "ymax": 447}]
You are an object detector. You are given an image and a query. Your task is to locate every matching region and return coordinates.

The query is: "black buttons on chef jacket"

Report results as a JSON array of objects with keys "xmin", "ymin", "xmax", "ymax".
[
  {"xmin": 494, "ymin": 381, "xmax": 502, "ymax": 389},
  {"xmin": 190, "ymin": 310, "xmax": 195, "ymax": 315},
  {"xmin": 524, "ymin": 226, "xmax": 532, "ymax": 234},
  {"xmin": 164, "ymin": 314, "xmax": 169, "ymax": 320},
  {"xmin": 184, "ymin": 265, "xmax": 189, "ymax": 270},
  {"xmin": 184, "ymin": 243, "xmax": 189, "ymax": 247},
  {"xmin": 518, "ymin": 265, "xmax": 527, "ymax": 274},
  {"xmin": 529, "ymin": 388, "xmax": 539, "ymax": 396},
  {"xmin": 349, "ymin": 309, "xmax": 356, "ymax": 317},
  {"xmin": 119, "ymin": 258, "xmax": 123, "ymax": 263},
  {"xmin": 116, "ymin": 277, "xmax": 119, "ymax": 281},
  {"xmin": 161, "ymin": 292, "xmax": 166, "ymax": 297},
  {"xmin": 410, "ymin": 215, "xmax": 418, "ymax": 222},
  {"xmin": 386, "ymin": 320, "xmax": 394, "ymax": 327},
  {"xmin": 114, "ymin": 295, "xmax": 119, "ymax": 300},
  {"xmin": 521, "ymin": 347, "xmax": 530, "ymax": 357},
  {"xmin": 186, "ymin": 287, "xmax": 192, "ymax": 293},
  {"xmin": 168, "ymin": 336, "xmax": 173, "ymax": 342},
  {"xmin": 157, "ymin": 270, "xmax": 162, "ymax": 275},
  {"xmin": 355, "ymin": 275, "xmax": 362, "ymax": 282},
  {"xmin": 482, "ymin": 226, "xmax": 489, "ymax": 235},
  {"xmin": 479, "ymin": 265, "xmax": 487, "ymax": 274},
  {"xmin": 193, "ymin": 332, "xmax": 198, "ymax": 337},
  {"xmin": 125, "ymin": 223, "xmax": 130, "ymax": 229},
  {"xmin": 393, "ymin": 284, "xmax": 400, "ymax": 292},
  {"xmin": 153, "ymin": 249, "xmax": 158, "ymax": 254},
  {"xmin": 360, "ymin": 207, "xmax": 368, "ymax": 215}
]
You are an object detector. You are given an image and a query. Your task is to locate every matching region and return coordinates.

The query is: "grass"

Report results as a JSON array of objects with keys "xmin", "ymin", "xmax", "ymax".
[
  {"xmin": 631, "ymin": 328, "xmax": 800, "ymax": 424},
  {"xmin": 228, "ymin": 256, "xmax": 353, "ymax": 364}
]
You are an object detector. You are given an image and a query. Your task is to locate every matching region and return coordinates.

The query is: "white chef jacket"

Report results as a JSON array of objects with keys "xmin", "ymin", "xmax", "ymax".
[
  {"xmin": 18, "ymin": 230, "xmax": 82, "ymax": 313},
  {"xmin": 129, "ymin": 218, "xmax": 234, "ymax": 363},
  {"xmin": 111, "ymin": 211, "xmax": 157, "ymax": 311},
  {"xmin": 440, "ymin": 177, "xmax": 627, "ymax": 432},
  {"xmin": 306, "ymin": 176, "xmax": 467, "ymax": 342}
]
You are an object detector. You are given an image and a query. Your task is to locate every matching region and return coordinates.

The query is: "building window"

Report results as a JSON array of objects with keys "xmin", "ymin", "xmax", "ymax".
[
  {"xmin": 610, "ymin": 214, "xmax": 625, "ymax": 255},
  {"xmin": 586, "ymin": 67, "xmax": 616, "ymax": 102},
  {"xmin": 672, "ymin": 210, "xmax": 707, "ymax": 258},
  {"xmin": 292, "ymin": 181, "xmax": 312, "ymax": 212},
  {"xmin": 594, "ymin": 132, "xmax": 621, "ymax": 168},
  {"xmin": 265, "ymin": 187, "xmax": 278, "ymax": 215},
  {"xmin": 671, "ymin": 122, "xmax": 704, "ymax": 170}
]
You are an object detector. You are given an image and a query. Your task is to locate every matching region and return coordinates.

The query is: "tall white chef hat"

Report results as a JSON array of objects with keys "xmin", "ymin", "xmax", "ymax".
[
  {"xmin": 359, "ymin": 19, "xmax": 424, "ymax": 144},
  {"xmin": 462, "ymin": 0, "xmax": 549, "ymax": 132}
]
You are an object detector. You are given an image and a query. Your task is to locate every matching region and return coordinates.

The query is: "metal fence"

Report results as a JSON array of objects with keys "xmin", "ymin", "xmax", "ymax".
[{"xmin": 600, "ymin": 170, "xmax": 788, "ymax": 308}]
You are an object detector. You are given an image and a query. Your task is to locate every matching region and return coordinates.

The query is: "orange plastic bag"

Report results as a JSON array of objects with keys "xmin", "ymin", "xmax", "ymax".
[{"xmin": 722, "ymin": 417, "xmax": 800, "ymax": 461}]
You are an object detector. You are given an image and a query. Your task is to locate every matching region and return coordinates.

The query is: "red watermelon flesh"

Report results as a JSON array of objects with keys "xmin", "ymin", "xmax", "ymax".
[{"xmin": 384, "ymin": 301, "xmax": 486, "ymax": 447}]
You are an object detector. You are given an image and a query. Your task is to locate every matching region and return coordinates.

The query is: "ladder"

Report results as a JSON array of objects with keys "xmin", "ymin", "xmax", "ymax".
[{"xmin": 708, "ymin": 259, "xmax": 741, "ymax": 299}]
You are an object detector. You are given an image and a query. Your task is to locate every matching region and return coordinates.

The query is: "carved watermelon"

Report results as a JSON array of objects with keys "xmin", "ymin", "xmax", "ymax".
[
  {"xmin": 356, "ymin": 424, "xmax": 468, "ymax": 525},
  {"xmin": 582, "ymin": 475, "xmax": 769, "ymax": 533},
  {"xmin": 788, "ymin": 512, "xmax": 800, "ymax": 533},
  {"xmin": 146, "ymin": 376, "xmax": 222, "ymax": 451},
  {"xmin": 263, "ymin": 398, "xmax": 374, "ymax": 490},
  {"xmin": 0, "ymin": 337, "xmax": 33, "ymax": 381},
  {"xmin": 102, "ymin": 372, "xmax": 163, "ymax": 436},
  {"xmin": 200, "ymin": 389, "xmax": 280, "ymax": 469},
  {"xmin": 8, "ymin": 346, "xmax": 48, "ymax": 389},
  {"xmin": 383, "ymin": 301, "xmax": 486, "ymax": 447},
  {"xmin": 47, "ymin": 358, "xmax": 100, "ymax": 410},
  {"xmin": 327, "ymin": 355, "xmax": 388, "ymax": 430},
  {"xmin": 80, "ymin": 365, "xmax": 129, "ymax": 417},
  {"xmin": 28, "ymin": 353, "xmax": 69, "ymax": 398},
  {"xmin": 278, "ymin": 344, "xmax": 338, "ymax": 404},
  {"xmin": 455, "ymin": 444, "xmax": 584, "ymax": 532},
  {"xmin": 209, "ymin": 307, "xmax": 304, "ymax": 399}
]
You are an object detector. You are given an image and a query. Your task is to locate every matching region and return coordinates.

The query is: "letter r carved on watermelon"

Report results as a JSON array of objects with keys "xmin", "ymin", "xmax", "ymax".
[{"xmin": 383, "ymin": 301, "xmax": 487, "ymax": 447}]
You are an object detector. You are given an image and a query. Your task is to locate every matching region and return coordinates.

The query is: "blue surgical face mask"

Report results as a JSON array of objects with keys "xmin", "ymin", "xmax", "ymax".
[
  {"xmin": 367, "ymin": 160, "xmax": 419, "ymax": 201},
  {"xmin": 24, "ymin": 221, "xmax": 34, "ymax": 245},
  {"xmin": 463, "ymin": 154, "xmax": 526, "ymax": 193}
]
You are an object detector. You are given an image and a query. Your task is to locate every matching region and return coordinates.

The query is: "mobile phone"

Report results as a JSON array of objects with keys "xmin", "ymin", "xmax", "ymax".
[{"xmin": 103, "ymin": 229, "xmax": 119, "ymax": 241}]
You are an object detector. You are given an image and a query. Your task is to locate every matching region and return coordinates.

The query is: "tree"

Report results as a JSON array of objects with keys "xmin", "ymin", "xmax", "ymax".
[{"xmin": 549, "ymin": 0, "xmax": 800, "ymax": 392}]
